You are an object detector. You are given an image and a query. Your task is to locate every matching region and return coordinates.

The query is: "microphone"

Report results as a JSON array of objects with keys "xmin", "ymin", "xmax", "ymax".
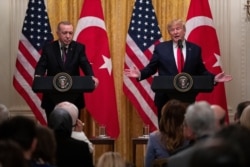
[{"xmin": 177, "ymin": 39, "xmax": 183, "ymax": 48}]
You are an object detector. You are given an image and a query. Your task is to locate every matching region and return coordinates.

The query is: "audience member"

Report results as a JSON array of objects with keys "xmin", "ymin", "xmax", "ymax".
[
  {"xmin": 0, "ymin": 103, "xmax": 10, "ymax": 123},
  {"xmin": 48, "ymin": 108, "xmax": 93, "ymax": 167},
  {"xmin": 145, "ymin": 99, "xmax": 188, "ymax": 167},
  {"xmin": 0, "ymin": 140, "xmax": 28, "ymax": 167},
  {"xmin": 0, "ymin": 116, "xmax": 38, "ymax": 167},
  {"xmin": 54, "ymin": 101, "xmax": 93, "ymax": 153},
  {"xmin": 234, "ymin": 100, "xmax": 250, "ymax": 123},
  {"xmin": 189, "ymin": 137, "xmax": 247, "ymax": 167},
  {"xmin": 32, "ymin": 125, "xmax": 57, "ymax": 166},
  {"xmin": 212, "ymin": 124, "xmax": 250, "ymax": 166},
  {"xmin": 240, "ymin": 105, "xmax": 250, "ymax": 129},
  {"xmin": 168, "ymin": 101, "xmax": 216, "ymax": 167},
  {"xmin": 96, "ymin": 152, "xmax": 126, "ymax": 167},
  {"xmin": 211, "ymin": 104, "xmax": 227, "ymax": 130}
]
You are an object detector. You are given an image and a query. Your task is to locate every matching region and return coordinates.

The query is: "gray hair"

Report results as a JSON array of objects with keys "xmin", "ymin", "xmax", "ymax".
[
  {"xmin": 0, "ymin": 104, "xmax": 9, "ymax": 123},
  {"xmin": 54, "ymin": 101, "xmax": 78, "ymax": 126},
  {"xmin": 185, "ymin": 101, "xmax": 215, "ymax": 137},
  {"xmin": 57, "ymin": 21, "xmax": 72, "ymax": 32}
]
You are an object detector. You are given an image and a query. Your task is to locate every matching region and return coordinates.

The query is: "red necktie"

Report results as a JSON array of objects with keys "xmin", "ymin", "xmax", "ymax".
[{"xmin": 177, "ymin": 47, "xmax": 184, "ymax": 73}]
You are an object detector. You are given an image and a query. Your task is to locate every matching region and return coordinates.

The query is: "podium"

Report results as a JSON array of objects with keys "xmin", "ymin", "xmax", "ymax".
[
  {"xmin": 32, "ymin": 74, "xmax": 95, "ymax": 104},
  {"xmin": 151, "ymin": 74, "xmax": 214, "ymax": 103},
  {"xmin": 32, "ymin": 76, "xmax": 95, "ymax": 93}
]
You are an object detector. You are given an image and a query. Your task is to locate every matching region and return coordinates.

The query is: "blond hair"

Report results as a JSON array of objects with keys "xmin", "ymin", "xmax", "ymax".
[
  {"xmin": 96, "ymin": 152, "xmax": 125, "ymax": 167},
  {"xmin": 167, "ymin": 19, "xmax": 186, "ymax": 33}
]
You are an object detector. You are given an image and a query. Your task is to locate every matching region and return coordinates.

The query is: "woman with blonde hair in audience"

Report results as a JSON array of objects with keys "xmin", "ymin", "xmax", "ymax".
[
  {"xmin": 145, "ymin": 99, "xmax": 188, "ymax": 167},
  {"xmin": 96, "ymin": 152, "xmax": 126, "ymax": 167}
]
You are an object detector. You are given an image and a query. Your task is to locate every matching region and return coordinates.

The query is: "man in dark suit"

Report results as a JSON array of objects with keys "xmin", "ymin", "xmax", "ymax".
[
  {"xmin": 48, "ymin": 107, "xmax": 94, "ymax": 167},
  {"xmin": 35, "ymin": 21, "xmax": 99, "ymax": 120},
  {"xmin": 124, "ymin": 19, "xmax": 232, "ymax": 121}
]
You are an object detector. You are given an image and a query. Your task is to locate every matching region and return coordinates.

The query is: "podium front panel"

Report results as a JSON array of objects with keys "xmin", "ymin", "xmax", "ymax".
[
  {"xmin": 151, "ymin": 75, "xmax": 214, "ymax": 93},
  {"xmin": 32, "ymin": 76, "xmax": 95, "ymax": 93}
]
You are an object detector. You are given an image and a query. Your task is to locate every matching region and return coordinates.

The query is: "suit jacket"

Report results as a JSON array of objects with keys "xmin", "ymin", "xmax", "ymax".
[
  {"xmin": 140, "ymin": 40, "xmax": 214, "ymax": 109},
  {"xmin": 55, "ymin": 136, "xmax": 94, "ymax": 167},
  {"xmin": 167, "ymin": 135, "xmax": 210, "ymax": 167},
  {"xmin": 48, "ymin": 108, "xmax": 93, "ymax": 167},
  {"xmin": 167, "ymin": 145, "xmax": 195, "ymax": 167},
  {"xmin": 35, "ymin": 40, "xmax": 94, "ymax": 112},
  {"xmin": 145, "ymin": 131, "xmax": 188, "ymax": 167}
]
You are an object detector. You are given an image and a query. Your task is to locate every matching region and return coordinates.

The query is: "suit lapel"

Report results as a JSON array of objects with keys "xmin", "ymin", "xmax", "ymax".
[
  {"xmin": 168, "ymin": 41, "xmax": 179, "ymax": 73},
  {"xmin": 184, "ymin": 42, "xmax": 192, "ymax": 71},
  {"xmin": 53, "ymin": 41, "xmax": 64, "ymax": 69}
]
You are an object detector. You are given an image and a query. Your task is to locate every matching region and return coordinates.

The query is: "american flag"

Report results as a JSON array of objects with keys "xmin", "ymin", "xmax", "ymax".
[
  {"xmin": 123, "ymin": 0, "xmax": 163, "ymax": 130},
  {"xmin": 13, "ymin": 0, "xmax": 53, "ymax": 124}
]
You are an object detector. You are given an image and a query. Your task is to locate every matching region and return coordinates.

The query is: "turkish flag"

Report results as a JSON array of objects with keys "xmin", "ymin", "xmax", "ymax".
[
  {"xmin": 73, "ymin": 0, "xmax": 119, "ymax": 138},
  {"xmin": 185, "ymin": 0, "xmax": 229, "ymax": 121}
]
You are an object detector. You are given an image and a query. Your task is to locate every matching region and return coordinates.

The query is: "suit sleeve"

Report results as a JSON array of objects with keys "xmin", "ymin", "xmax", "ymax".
[
  {"xmin": 78, "ymin": 44, "xmax": 94, "ymax": 76},
  {"xmin": 34, "ymin": 45, "xmax": 49, "ymax": 76},
  {"xmin": 140, "ymin": 48, "xmax": 159, "ymax": 80}
]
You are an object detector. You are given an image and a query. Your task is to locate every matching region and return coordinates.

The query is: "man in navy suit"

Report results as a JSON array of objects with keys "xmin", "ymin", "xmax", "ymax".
[
  {"xmin": 35, "ymin": 21, "xmax": 99, "ymax": 120},
  {"xmin": 124, "ymin": 19, "xmax": 232, "ymax": 121}
]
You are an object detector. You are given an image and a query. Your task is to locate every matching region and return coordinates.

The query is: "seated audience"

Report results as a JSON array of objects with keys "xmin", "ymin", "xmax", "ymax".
[
  {"xmin": 48, "ymin": 108, "xmax": 93, "ymax": 167},
  {"xmin": 0, "ymin": 116, "xmax": 38, "ymax": 167},
  {"xmin": 96, "ymin": 152, "xmax": 126, "ymax": 167},
  {"xmin": 0, "ymin": 103, "xmax": 10, "ymax": 123},
  {"xmin": 212, "ymin": 124, "xmax": 250, "ymax": 166},
  {"xmin": 0, "ymin": 140, "xmax": 27, "ymax": 167},
  {"xmin": 168, "ymin": 101, "xmax": 216, "ymax": 167},
  {"xmin": 145, "ymin": 99, "xmax": 188, "ymax": 167},
  {"xmin": 32, "ymin": 125, "xmax": 57, "ymax": 167},
  {"xmin": 211, "ymin": 104, "xmax": 227, "ymax": 130},
  {"xmin": 189, "ymin": 137, "xmax": 247, "ymax": 167},
  {"xmin": 54, "ymin": 101, "xmax": 93, "ymax": 153},
  {"xmin": 234, "ymin": 101, "xmax": 250, "ymax": 123}
]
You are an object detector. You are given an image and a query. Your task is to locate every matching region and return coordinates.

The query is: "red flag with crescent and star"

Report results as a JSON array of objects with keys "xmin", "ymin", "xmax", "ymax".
[
  {"xmin": 73, "ymin": 0, "xmax": 119, "ymax": 138},
  {"xmin": 185, "ymin": 0, "xmax": 229, "ymax": 121}
]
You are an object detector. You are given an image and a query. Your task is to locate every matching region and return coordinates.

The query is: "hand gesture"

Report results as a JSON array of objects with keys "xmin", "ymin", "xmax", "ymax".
[
  {"xmin": 92, "ymin": 76, "xmax": 99, "ymax": 87},
  {"xmin": 74, "ymin": 119, "xmax": 84, "ymax": 132},
  {"xmin": 124, "ymin": 66, "xmax": 141, "ymax": 78},
  {"xmin": 214, "ymin": 72, "xmax": 232, "ymax": 82}
]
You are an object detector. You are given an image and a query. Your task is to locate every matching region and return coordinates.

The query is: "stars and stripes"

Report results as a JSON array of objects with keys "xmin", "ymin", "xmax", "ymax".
[
  {"xmin": 123, "ymin": 0, "xmax": 163, "ymax": 130},
  {"xmin": 13, "ymin": 0, "xmax": 53, "ymax": 124}
]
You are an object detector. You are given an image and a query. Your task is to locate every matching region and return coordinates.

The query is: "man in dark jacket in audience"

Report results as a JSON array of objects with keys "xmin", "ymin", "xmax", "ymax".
[
  {"xmin": 168, "ymin": 101, "xmax": 216, "ymax": 167},
  {"xmin": 48, "ymin": 108, "xmax": 93, "ymax": 167}
]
